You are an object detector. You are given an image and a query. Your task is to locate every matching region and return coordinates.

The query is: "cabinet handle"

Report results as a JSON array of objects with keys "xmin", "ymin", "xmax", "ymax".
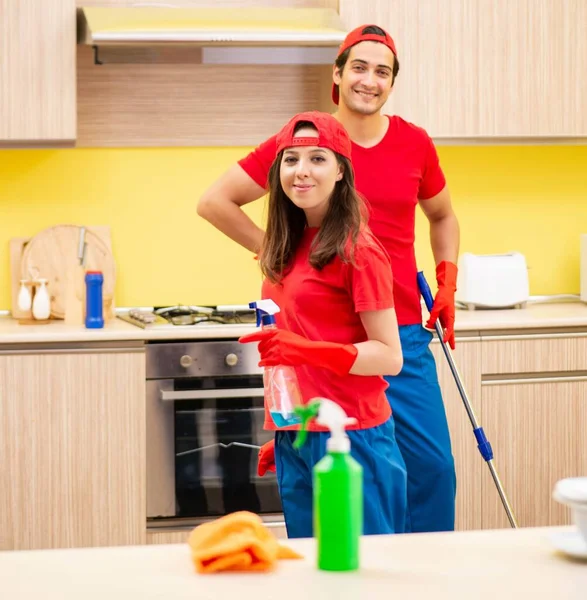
[
  {"xmin": 160, "ymin": 388, "xmax": 265, "ymax": 401},
  {"xmin": 482, "ymin": 375, "xmax": 587, "ymax": 386},
  {"xmin": 482, "ymin": 332, "xmax": 587, "ymax": 341}
]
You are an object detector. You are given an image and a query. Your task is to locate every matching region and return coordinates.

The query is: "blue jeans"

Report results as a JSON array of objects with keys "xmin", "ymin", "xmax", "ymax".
[
  {"xmin": 274, "ymin": 417, "xmax": 408, "ymax": 539},
  {"xmin": 384, "ymin": 324, "xmax": 457, "ymax": 532}
]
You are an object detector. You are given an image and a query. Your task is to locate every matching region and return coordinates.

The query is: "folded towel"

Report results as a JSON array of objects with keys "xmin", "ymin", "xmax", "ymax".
[{"xmin": 188, "ymin": 511, "xmax": 302, "ymax": 573}]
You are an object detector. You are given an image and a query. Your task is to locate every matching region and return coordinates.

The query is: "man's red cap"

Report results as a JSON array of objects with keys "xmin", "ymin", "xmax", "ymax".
[
  {"xmin": 332, "ymin": 24, "xmax": 398, "ymax": 105},
  {"xmin": 275, "ymin": 111, "xmax": 352, "ymax": 161}
]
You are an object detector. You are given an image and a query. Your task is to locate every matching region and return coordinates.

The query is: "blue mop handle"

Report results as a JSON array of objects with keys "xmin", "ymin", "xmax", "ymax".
[
  {"xmin": 416, "ymin": 270, "xmax": 493, "ymax": 462},
  {"xmin": 417, "ymin": 269, "xmax": 517, "ymax": 527},
  {"xmin": 416, "ymin": 271, "xmax": 435, "ymax": 313}
]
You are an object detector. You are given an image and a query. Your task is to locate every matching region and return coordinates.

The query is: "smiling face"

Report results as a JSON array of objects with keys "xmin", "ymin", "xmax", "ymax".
[
  {"xmin": 279, "ymin": 126, "xmax": 344, "ymax": 227},
  {"xmin": 333, "ymin": 41, "xmax": 396, "ymax": 115}
]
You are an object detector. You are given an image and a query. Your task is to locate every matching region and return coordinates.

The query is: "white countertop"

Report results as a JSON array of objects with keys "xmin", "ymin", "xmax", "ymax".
[
  {"xmin": 0, "ymin": 302, "xmax": 585, "ymax": 345},
  {"xmin": 454, "ymin": 300, "xmax": 587, "ymax": 332},
  {"xmin": 1, "ymin": 527, "xmax": 585, "ymax": 599}
]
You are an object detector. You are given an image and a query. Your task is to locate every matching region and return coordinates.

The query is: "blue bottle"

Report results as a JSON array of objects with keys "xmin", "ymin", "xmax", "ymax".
[{"xmin": 85, "ymin": 271, "xmax": 104, "ymax": 329}]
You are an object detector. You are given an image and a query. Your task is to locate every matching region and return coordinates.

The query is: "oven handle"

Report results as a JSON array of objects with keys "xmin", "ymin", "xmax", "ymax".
[{"xmin": 160, "ymin": 388, "xmax": 265, "ymax": 401}]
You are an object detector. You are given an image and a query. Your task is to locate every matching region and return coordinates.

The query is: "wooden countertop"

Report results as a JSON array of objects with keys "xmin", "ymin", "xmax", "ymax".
[
  {"xmin": 1, "ymin": 527, "xmax": 585, "ymax": 599},
  {"xmin": 0, "ymin": 302, "xmax": 585, "ymax": 345}
]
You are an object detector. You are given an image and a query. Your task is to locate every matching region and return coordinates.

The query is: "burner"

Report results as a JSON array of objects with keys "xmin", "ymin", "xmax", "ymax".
[{"xmin": 118, "ymin": 305, "xmax": 256, "ymax": 329}]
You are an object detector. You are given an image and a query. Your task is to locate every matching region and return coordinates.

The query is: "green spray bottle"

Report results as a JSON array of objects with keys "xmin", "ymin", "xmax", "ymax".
[{"xmin": 293, "ymin": 398, "xmax": 363, "ymax": 572}]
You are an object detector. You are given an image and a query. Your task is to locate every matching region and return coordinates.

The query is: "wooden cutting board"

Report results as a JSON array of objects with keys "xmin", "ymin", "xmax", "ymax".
[{"xmin": 17, "ymin": 225, "xmax": 116, "ymax": 320}]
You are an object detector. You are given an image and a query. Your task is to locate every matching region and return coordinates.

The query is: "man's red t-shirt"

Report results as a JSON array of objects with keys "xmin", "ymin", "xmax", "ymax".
[
  {"xmin": 261, "ymin": 227, "xmax": 394, "ymax": 432},
  {"xmin": 238, "ymin": 115, "xmax": 446, "ymax": 326}
]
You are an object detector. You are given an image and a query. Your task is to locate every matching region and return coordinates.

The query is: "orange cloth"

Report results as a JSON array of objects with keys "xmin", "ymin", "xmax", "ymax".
[{"xmin": 188, "ymin": 511, "xmax": 302, "ymax": 574}]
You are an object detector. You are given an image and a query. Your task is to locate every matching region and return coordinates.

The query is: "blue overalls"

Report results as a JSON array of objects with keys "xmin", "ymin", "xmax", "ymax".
[
  {"xmin": 384, "ymin": 324, "xmax": 457, "ymax": 532},
  {"xmin": 274, "ymin": 416, "xmax": 408, "ymax": 539}
]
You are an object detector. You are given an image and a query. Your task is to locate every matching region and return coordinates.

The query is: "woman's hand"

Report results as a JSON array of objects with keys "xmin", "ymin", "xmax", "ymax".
[{"xmin": 239, "ymin": 329, "xmax": 358, "ymax": 376}]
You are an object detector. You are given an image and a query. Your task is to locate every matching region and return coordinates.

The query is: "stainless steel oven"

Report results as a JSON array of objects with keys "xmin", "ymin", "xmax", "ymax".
[{"xmin": 146, "ymin": 339, "xmax": 283, "ymax": 530}]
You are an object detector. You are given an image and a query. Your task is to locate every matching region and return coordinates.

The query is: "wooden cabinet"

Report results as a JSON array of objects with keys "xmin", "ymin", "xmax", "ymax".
[
  {"xmin": 481, "ymin": 377, "xmax": 587, "ymax": 529},
  {"xmin": 0, "ymin": 343, "xmax": 146, "ymax": 551},
  {"xmin": 432, "ymin": 332, "xmax": 587, "ymax": 532},
  {"xmin": 339, "ymin": 0, "xmax": 587, "ymax": 139},
  {"xmin": 480, "ymin": 335, "xmax": 587, "ymax": 530},
  {"xmin": 0, "ymin": 0, "xmax": 76, "ymax": 146}
]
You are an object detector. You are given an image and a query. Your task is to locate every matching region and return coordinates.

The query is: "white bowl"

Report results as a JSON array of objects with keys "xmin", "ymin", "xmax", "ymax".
[
  {"xmin": 553, "ymin": 477, "xmax": 587, "ymax": 544},
  {"xmin": 573, "ymin": 504, "xmax": 587, "ymax": 544}
]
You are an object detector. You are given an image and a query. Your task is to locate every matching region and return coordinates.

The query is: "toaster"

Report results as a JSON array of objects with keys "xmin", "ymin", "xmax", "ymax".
[{"xmin": 456, "ymin": 252, "xmax": 530, "ymax": 310}]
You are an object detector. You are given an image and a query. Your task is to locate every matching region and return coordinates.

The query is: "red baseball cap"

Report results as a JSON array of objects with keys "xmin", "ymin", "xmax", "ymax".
[
  {"xmin": 332, "ymin": 24, "xmax": 398, "ymax": 105},
  {"xmin": 275, "ymin": 111, "xmax": 352, "ymax": 161}
]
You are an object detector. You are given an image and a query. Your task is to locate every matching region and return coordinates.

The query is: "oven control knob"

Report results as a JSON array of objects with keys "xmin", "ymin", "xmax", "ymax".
[
  {"xmin": 179, "ymin": 355, "xmax": 193, "ymax": 368},
  {"xmin": 225, "ymin": 353, "xmax": 238, "ymax": 367}
]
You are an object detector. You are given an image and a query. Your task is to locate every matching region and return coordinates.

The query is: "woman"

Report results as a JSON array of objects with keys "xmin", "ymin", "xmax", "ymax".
[{"xmin": 239, "ymin": 111, "xmax": 407, "ymax": 538}]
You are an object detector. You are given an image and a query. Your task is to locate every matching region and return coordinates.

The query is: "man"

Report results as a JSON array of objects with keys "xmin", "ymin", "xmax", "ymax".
[{"xmin": 198, "ymin": 24, "xmax": 460, "ymax": 533}]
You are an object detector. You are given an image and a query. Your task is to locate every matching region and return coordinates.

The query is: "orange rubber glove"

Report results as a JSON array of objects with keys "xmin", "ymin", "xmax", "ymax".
[
  {"xmin": 258, "ymin": 440, "xmax": 276, "ymax": 476},
  {"xmin": 239, "ymin": 329, "xmax": 358, "ymax": 376},
  {"xmin": 425, "ymin": 260, "xmax": 458, "ymax": 350}
]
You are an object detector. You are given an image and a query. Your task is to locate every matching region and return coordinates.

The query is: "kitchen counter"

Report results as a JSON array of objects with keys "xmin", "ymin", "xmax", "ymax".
[
  {"xmin": 1, "ymin": 526, "xmax": 585, "ymax": 599},
  {"xmin": 0, "ymin": 301, "xmax": 585, "ymax": 345},
  {"xmin": 454, "ymin": 300, "xmax": 587, "ymax": 333}
]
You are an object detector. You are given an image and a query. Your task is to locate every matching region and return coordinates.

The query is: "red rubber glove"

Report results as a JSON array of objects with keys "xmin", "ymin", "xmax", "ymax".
[
  {"xmin": 257, "ymin": 440, "xmax": 276, "ymax": 476},
  {"xmin": 239, "ymin": 329, "xmax": 358, "ymax": 376},
  {"xmin": 425, "ymin": 260, "xmax": 458, "ymax": 350}
]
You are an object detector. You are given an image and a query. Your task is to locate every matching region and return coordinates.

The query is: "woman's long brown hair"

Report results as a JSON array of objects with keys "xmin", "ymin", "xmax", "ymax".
[{"xmin": 260, "ymin": 123, "xmax": 366, "ymax": 283}]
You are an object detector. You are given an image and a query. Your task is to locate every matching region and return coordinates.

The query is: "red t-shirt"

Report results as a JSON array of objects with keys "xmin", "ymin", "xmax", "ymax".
[
  {"xmin": 238, "ymin": 115, "xmax": 446, "ymax": 326},
  {"xmin": 261, "ymin": 227, "xmax": 394, "ymax": 432}
]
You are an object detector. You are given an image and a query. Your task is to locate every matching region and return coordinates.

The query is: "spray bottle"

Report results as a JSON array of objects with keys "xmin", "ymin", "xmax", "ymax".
[
  {"xmin": 294, "ymin": 398, "xmax": 363, "ymax": 572},
  {"xmin": 249, "ymin": 299, "xmax": 303, "ymax": 428}
]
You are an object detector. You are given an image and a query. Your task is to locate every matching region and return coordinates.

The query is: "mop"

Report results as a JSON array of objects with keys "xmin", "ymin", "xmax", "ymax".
[{"xmin": 417, "ymin": 271, "xmax": 519, "ymax": 528}]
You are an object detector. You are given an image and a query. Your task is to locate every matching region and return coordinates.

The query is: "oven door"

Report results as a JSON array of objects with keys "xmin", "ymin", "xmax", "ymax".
[{"xmin": 146, "ymin": 375, "xmax": 282, "ymax": 527}]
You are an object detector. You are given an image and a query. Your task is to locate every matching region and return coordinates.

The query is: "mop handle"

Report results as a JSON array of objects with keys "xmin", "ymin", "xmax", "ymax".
[
  {"xmin": 417, "ymin": 271, "xmax": 492, "ymax": 458},
  {"xmin": 417, "ymin": 271, "xmax": 519, "ymax": 528}
]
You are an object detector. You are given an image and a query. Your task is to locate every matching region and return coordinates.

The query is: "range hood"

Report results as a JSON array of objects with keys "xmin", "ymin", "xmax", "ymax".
[{"xmin": 78, "ymin": 6, "xmax": 348, "ymax": 47}]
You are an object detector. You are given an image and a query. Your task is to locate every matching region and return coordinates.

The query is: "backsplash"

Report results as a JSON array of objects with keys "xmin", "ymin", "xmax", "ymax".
[{"xmin": 0, "ymin": 144, "xmax": 586, "ymax": 309}]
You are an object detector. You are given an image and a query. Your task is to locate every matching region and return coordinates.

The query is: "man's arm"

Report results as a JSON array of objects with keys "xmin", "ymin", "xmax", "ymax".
[
  {"xmin": 418, "ymin": 185, "xmax": 460, "ymax": 265},
  {"xmin": 419, "ymin": 185, "xmax": 460, "ymax": 348},
  {"xmin": 197, "ymin": 163, "xmax": 267, "ymax": 254}
]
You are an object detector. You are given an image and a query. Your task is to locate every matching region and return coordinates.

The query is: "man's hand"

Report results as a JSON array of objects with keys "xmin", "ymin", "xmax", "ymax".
[{"xmin": 425, "ymin": 261, "xmax": 458, "ymax": 349}]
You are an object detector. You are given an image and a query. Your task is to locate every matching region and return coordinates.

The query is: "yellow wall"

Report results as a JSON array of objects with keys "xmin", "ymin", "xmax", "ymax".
[{"xmin": 0, "ymin": 145, "xmax": 586, "ymax": 310}]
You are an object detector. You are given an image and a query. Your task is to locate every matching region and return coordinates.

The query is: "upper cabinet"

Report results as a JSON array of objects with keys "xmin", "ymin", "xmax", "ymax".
[
  {"xmin": 2, "ymin": 0, "xmax": 583, "ymax": 146},
  {"xmin": 340, "ymin": 0, "xmax": 587, "ymax": 140},
  {"xmin": 0, "ymin": 0, "xmax": 76, "ymax": 147}
]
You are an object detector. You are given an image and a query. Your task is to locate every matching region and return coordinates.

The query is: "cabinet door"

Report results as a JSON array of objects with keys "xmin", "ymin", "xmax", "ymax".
[
  {"xmin": 0, "ymin": 0, "xmax": 76, "ymax": 144},
  {"xmin": 0, "ymin": 347, "xmax": 146, "ymax": 550},
  {"xmin": 339, "ymin": 0, "xmax": 479, "ymax": 138},
  {"xmin": 339, "ymin": 1, "xmax": 587, "ymax": 138},
  {"xmin": 476, "ymin": 0, "xmax": 587, "ymax": 137},
  {"xmin": 430, "ymin": 339, "xmax": 483, "ymax": 531},
  {"xmin": 481, "ymin": 378, "xmax": 587, "ymax": 529}
]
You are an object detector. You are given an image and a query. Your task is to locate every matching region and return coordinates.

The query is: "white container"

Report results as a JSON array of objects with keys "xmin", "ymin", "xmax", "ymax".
[
  {"xmin": 17, "ymin": 280, "xmax": 32, "ymax": 312},
  {"xmin": 553, "ymin": 477, "xmax": 587, "ymax": 544},
  {"xmin": 32, "ymin": 279, "xmax": 51, "ymax": 320},
  {"xmin": 456, "ymin": 252, "xmax": 530, "ymax": 310}
]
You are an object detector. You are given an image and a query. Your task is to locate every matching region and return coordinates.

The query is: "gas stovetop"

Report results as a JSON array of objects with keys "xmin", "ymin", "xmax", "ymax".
[{"xmin": 117, "ymin": 305, "xmax": 257, "ymax": 329}]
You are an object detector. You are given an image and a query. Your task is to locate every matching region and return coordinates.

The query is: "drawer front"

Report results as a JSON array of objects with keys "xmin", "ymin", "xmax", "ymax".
[{"xmin": 482, "ymin": 334, "xmax": 587, "ymax": 375}]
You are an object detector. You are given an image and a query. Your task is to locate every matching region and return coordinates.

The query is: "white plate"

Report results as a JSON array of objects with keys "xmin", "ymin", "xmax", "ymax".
[{"xmin": 549, "ymin": 530, "xmax": 587, "ymax": 560}]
